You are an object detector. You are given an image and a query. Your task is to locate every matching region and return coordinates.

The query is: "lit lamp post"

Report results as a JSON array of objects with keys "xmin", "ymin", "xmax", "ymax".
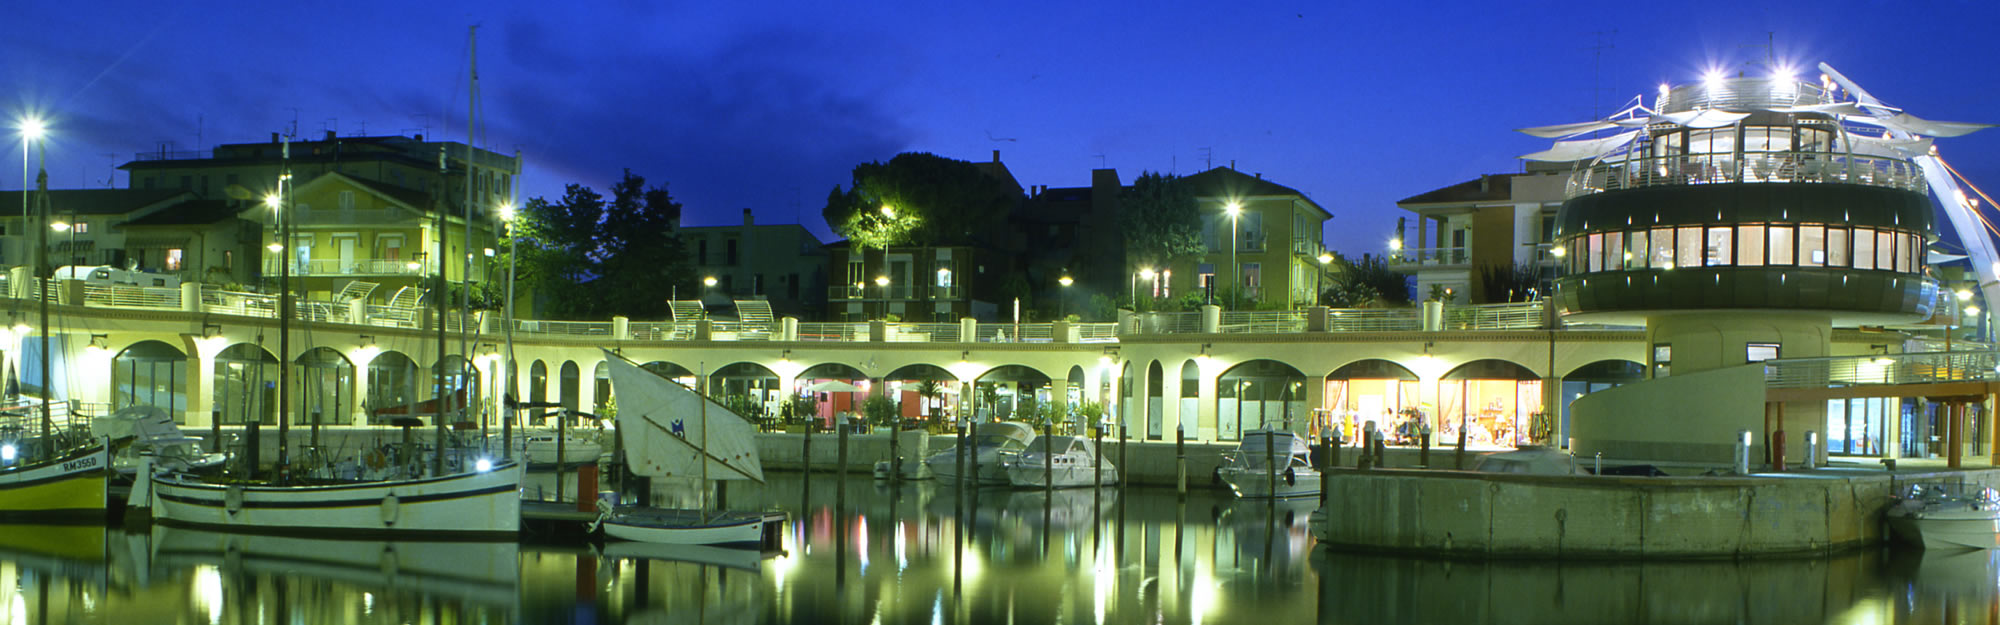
[
  {"xmin": 875, "ymin": 275, "xmax": 890, "ymax": 319},
  {"xmin": 18, "ymin": 116, "xmax": 49, "ymax": 446},
  {"xmin": 1139, "ymin": 268, "xmax": 1156, "ymax": 309},
  {"xmin": 1131, "ymin": 267, "xmax": 1153, "ymax": 310},
  {"xmin": 20, "ymin": 117, "xmax": 43, "ymax": 270},
  {"xmin": 1225, "ymin": 201, "xmax": 1242, "ymax": 310},
  {"xmin": 1059, "ymin": 274, "xmax": 1073, "ymax": 319}
]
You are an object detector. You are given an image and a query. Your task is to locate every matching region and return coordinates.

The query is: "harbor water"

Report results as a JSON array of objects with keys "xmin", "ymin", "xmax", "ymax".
[{"xmin": 1, "ymin": 471, "xmax": 1995, "ymax": 624}]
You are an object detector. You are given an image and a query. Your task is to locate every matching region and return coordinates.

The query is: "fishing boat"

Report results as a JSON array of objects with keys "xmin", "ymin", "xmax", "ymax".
[
  {"xmin": 597, "ymin": 350, "xmax": 782, "ymax": 548},
  {"xmin": 1217, "ymin": 428, "xmax": 1322, "ymax": 498},
  {"xmin": 1006, "ymin": 435, "xmax": 1114, "ymax": 489},
  {"xmin": 0, "ymin": 133, "xmax": 111, "ymax": 521},
  {"xmin": 494, "ymin": 429, "xmax": 603, "ymax": 467},
  {"xmin": 138, "ymin": 31, "xmax": 522, "ymax": 537},
  {"xmin": 1888, "ymin": 483, "xmax": 2000, "ymax": 551},
  {"xmin": 924, "ymin": 421, "xmax": 1034, "ymax": 485}
]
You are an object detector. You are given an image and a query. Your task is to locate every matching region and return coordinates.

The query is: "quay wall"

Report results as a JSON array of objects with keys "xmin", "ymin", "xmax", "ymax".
[{"xmin": 1318, "ymin": 467, "xmax": 2000, "ymax": 559}]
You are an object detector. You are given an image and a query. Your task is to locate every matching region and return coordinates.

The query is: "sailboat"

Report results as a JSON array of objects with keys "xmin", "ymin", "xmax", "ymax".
[
  {"xmin": 139, "ymin": 28, "xmax": 521, "ymax": 537},
  {"xmin": 596, "ymin": 350, "xmax": 780, "ymax": 548},
  {"xmin": 0, "ymin": 134, "xmax": 110, "ymax": 521}
]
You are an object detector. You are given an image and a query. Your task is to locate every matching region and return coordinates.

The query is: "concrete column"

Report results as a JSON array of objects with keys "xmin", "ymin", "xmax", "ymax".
[
  {"xmin": 347, "ymin": 298, "xmax": 366, "ymax": 324},
  {"xmin": 350, "ymin": 347, "xmax": 374, "ymax": 426},
  {"xmin": 184, "ymin": 335, "xmax": 215, "ymax": 427},
  {"xmin": 1302, "ymin": 374, "xmax": 1326, "ymax": 436},
  {"xmin": 1541, "ymin": 376, "xmax": 1562, "ymax": 445},
  {"xmin": 60, "ymin": 279, "xmax": 84, "ymax": 306},
  {"xmin": 1117, "ymin": 309, "xmax": 1135, "ymax": 336},
  {"xmin": 868, "ymin": 319, "xmax": 886, "ymax": 342},
  {"xmin": 1196, "ymin": 365, "xmax": 1218, "ymax": 442},
  {"xmin": 1052, "ymin": 378, "xmax": 1072, "ymax": 428},
  {"xmin": 613, "ymin": 316, "xmax": 630, "ymax": 341},
  {"xmin": 182, "ymin": 282, "xmax": 202, "ymax": 312},
  {"xmin": 781, "ymin": 317, "xmax": 798, "ymax": 341},
  {"xmin": 1054, "ymin": 320, "xmax": 1072, "ymax": 344},
  {"xmin": 1200, "ymin": 305, "xmax": 1221, "ymax": 333},
  {"xmin": 698, "ymin": 318, "xmax": 714, "ymax": 341},
  {"xmin": 7, "ymin": 266, "xmax": 26, "ymax": 299},
  {"xmin": 1306, "ymin": 306, "xmax": 1329, "ymax": 332},
  {"xmin": 959, "ymin": 317, "xmax": 976, "ymax": 343},
  {"xmin": 1883, "ymin": 397, "xmax": 1902, "ymax": 460}
]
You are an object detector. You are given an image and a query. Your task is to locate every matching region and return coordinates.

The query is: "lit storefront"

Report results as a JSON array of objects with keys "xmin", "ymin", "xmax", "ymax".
[
  {"xmin": 1324, "ymin": 359, "xmax": 1420, "ymax": 444},
  {"xmin": 1216, "ymin": 360, "xmax": 1307, "ymax": 441},
  {"xmin": 1439, "ymin": 360, "xmax": 1541, "ymax": 449}
]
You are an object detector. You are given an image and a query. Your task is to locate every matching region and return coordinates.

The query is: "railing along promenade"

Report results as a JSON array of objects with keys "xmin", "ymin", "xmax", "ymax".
[
  {"xmin": 28, "ymin": 276, "xmax": 1622, "ymax": 342},
  {"xmin": 1765, "ymin": 350, "xmax": 2000, "ymax": 391}
]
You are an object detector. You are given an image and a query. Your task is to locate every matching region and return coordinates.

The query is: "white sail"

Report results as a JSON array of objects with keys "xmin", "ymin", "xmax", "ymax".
[{"xmin": 603, "ymin": 350, "xmax": 764, "ymax": 482}]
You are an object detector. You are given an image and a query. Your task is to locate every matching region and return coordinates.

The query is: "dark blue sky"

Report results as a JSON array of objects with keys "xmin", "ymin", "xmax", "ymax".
[{"xmin": 7, "ymin": 0, "xmax": 1999, "ymax": 258}]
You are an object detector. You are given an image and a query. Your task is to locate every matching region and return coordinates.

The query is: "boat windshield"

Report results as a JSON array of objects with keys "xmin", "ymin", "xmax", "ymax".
[{"xmin": 971, "ymin": 433, "xmax": 1028, "ymax": 451}]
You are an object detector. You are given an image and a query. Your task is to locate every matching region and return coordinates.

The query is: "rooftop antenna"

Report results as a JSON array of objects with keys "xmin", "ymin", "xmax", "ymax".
[
  {"xmin": 1199, "ymin": 147, "xmax": 1212, "ymax": 170},
  {"xmin": 1587, "ymin": 30, "xmax": 1616, "ymax": 122},
  {"xmin": 1739, "ymin": 32, "xmax": 1775, "ymax": 72},
  {"xmin": 1092, "ymin": 153, "xmax": 1106, "ymax": 168}
]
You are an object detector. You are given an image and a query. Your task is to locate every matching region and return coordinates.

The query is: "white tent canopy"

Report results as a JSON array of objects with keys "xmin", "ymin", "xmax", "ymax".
[{"xmin": 1519, "ymin": 129, "xmax": 1641, "ymax": 162}]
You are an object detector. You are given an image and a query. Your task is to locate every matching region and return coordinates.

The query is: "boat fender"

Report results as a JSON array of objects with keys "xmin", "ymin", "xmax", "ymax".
[
  {"xmin": 1285, "ymin": 468, "xmax": 1296, "ymax": 486},
  {"xmin": 224, "ymin": 485, "xmax": 243, "ymax": 515},
  {"xmin": 381, "ymin": 492, "xmax": 399, "ymax": 526}
]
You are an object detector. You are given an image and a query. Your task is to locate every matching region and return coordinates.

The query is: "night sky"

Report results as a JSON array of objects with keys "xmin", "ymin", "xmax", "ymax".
[{"xmin": 7, "ymin": 1, "xmax": 1999, "ymax": 258}]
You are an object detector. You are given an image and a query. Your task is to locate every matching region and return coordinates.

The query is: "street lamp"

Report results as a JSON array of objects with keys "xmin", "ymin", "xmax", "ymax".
[
  {"xmin": 20, "ymin": 116, "xmax": 46, "ymax": 270},
  {"xmin": 875, "ymin": 275, "xmax": 891, "ymax": 320},
  {"xmin": 1224, "ymin": 201, "xmax": 1242, "ymax": 310},
  {"xmin": 1131, "ymin": 267, "xmax": 1154, "ymax": 310},
  {"xmin": 1059, "ymin": 274, "xmax": 1073, "ymax": 319}
]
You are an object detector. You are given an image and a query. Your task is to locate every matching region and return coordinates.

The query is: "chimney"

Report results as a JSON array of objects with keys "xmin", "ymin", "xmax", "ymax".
[
  {"xmin": 992, "ymin": 149, "xmax": 1000, "ymax": 163},
  {"xmin": 324, "ymin": 130, "xmax": 336, "ymax": 141},
  {"xmin": 270, "ymin": 132, "xmax": 280, "ymax": 144},
  {"xmin": 1255, "ymin": 173, "xmax": 1262, "ymax": 180},
  {"xmin": 414, "ymin": 133, "xmax": 423, "ymax": 142},
  {"xmin": 743, "ymin": 208, "xmax": 754, "ymax": 226},
  {"xmin": 1479, "ymin": 175, "xmax": 1490, "ymax": 193}
]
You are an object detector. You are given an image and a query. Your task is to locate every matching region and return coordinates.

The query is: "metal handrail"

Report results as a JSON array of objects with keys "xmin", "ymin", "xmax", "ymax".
[
  {"xmin": 1567, "ymin": 151, "xmax": 1924, "ymax": 199},
  {"xmin": 1765, "ymin": 350, "xmax": 2000, "ymax": 390}
]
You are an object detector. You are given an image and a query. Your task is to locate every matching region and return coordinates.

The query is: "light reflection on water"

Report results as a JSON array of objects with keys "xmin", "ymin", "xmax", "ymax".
[{"xmin": 0, "ymin": 472, "xmax": 1996, "ymax": 624}]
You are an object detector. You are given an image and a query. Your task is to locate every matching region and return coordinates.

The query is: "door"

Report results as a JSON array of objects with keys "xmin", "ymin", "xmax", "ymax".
[{"xmin": 338, "ymin": 237, "xmax": 357, "ymax": 274}]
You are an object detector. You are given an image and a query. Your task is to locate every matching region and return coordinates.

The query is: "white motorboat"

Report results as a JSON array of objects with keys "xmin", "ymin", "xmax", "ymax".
[
  {"xmin": 496, "ymin": 430, "xmax": 603, "ymax": 467},
  {"xmin": 96, "ymin": 405, "xmax": 225, "ymax": 476},
  {"xmin": 1219, "ymin": 428, "xmax": 1322, "ymax": 498},
  {"xmin": 1888, "ymin": 483, "xmax": 2000, "ymax": 550},
  {"xmin": 599, "ymin": 351, "xmax": 780, "ymax": 548},
  {"xmin": 142, "ymin": 460, "xmax": 523, "ymax": 539},
  {"xmin": 1006, "ymin": 435, "xmax": 1115, "ymax": 489},
  {"xmin": 926, "ymin": 421, "xmax": 1035, "ymax": 485}
]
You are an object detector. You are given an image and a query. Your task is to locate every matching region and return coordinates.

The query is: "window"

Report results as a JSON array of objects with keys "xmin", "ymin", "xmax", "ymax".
[
  {"xmin": 1676, "ymin": 227, "xmax": 1702, "ymax": 269},
  {"xmin": 1653, "ymin": 344, "xmax": 1672, "ymax": 378},
  {"xmin": 223, "ymin": 250, "xmax": 233, "ymax": 269},
  {"xmin": 166, "ymin": 248, "xmax": 184, "ymax": 271},
  {"xmin": 72, "ymin": 222, "xmax": 87, "ymax": 234},
  {"xmin": 1243, "ymin": 262, "xmax": 1262, "ymax": 297},
  {"xmin": 1706, "ymin": 226, "xmax": 1732, "ymax": 266},
  {"xmin": 1606, "ymin": 232, "xmax": 1624, "ymax": 270},
  {"xmin": 698, "ymin": 240, "xmax": 709, "ymax": 264},
  {"xmin": 378, "ymin": 235, "xmax": 404, "ymax": 261},
  {"xmin": 1747, "ymin": 343, "xmax": 1780, "ymax": 363},
  {"xmin": 1540, "ymin": 214, "xmax": 1557, "ymax": 244},
  {"xmin": 1625, "ymin": 230, "xmax": 1648, "ymax": 269},
  {"xmin": 726, "ymin": 239, "xmax": 738, "ymax": 265},
  {"xmin": 1852, "ymin": 228, "xmax": 1875, "ymax": 270},
  {"xmin": 1202, "ymin": 217, "xmax": 1220, "ymax": 252},
  {"xmin": 1876, "ymin": 231, "xmax": 1894, "ymax": 271},
  {"xmin": 787, "ymin": 273, "xmax": 800, "ymax": 299},
  {"xmin": 1769, "ymin": 225, "xmax": 1795, "ymax": 266},
  {"xmin": 1738, "ymin": 225, "xmax": 1765, "ymax": 266},
  {"xmin": 1586, "ymin": 234, "xmax": 1603, "ymax": 272},
  {"xmin": 1828, "ymin": 228, "xmax": 1850, "ymax": 267},
  {"xmin": 1651, "ymin": 227, "xmax": 1675, "ymax": 268},
  {"xmin": 339, "ymin": 191, "xmax": 355, "ymax": 211},
  {"xmin": 1197, "ymin": 263, "xmax": 1215, "ymax": 290},
  {"xmin": 1800, "ymin": 226, "xmax": 1826, "ymax": 266}
]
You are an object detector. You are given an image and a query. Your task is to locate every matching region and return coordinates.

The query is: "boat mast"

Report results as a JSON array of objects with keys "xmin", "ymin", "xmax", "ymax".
[
  {"xmin": 31, "ymin": 140, "xmax": 48, "ymax": 447},
  {"xmin": 699, "ymin": 361, "xmax": 708, "ymax": 516},
  {"xmin": 460, "ymin": 25, "xmax": 479, "ymax": 442},
  {"xmin": 276, "ymin": 136, "xmax": 293, "ymax": 480}
]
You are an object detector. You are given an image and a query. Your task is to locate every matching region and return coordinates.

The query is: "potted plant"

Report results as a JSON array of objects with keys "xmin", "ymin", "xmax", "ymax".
[
  {"xmin": 863, "ymin": 395, "xmax": 898, "ymax": 433},
  {"xmin": 1075, "ymin": 401, "xmax": 1106, "ymax": 435}
]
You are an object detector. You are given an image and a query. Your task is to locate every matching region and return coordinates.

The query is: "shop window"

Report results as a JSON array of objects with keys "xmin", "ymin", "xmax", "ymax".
[
  {"xmin": 1800, "ymin": 225, "xmax": 1826, "ymax": 266},
  {"xmin": 1606, "ymin": 232, "xmax": 1623, "ymax": 270},
  {"xmin": 1652, "ymin": 344, "xmax": 1671, "ymax": 378},
  {"xmin": 1676, "ymin": 227, "xmax": 1702, "ymax": 269},
  {"xmin": 1650, "ymin": 227, "xmax": 1675, "ymax": 268},
  {"xmin": 1625, "ymin": 230, "xmax": 1648, "ymax": 269},
  {"xmin": 1877, "ymin": 231, "xmax": 1895, "ymax": 272},
  {"xmin": 1586, "ymin": 234, "xmax": 1603, "ymax": 272},
  {"xmin": 1828, "ymin": 228, "xmax": 1850, "ymax": 267},
  {"xmin": 1706, "ymin": 226, "xmax": 1732, "ymax": 266},
  {"xmin": 166, "ymin": 249, "xmax": 184, "ymax": 271},
  {"xmin": 1747, "ymin": 343, "xmax": 1780, "ymax": 363},
  {"xmin": 1738, "ymin": 225, "xmax": 1765, "ymax": 266},
  {"xmin": 1853, "ymin": 228, "xmax": 1875, "ymax": 270}
]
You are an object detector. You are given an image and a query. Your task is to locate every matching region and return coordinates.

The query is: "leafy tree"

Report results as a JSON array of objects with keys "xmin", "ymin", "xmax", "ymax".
[
  {"xmin": 1118, "ymin": 172, "xmax": 1204, "ymax": 269},
  {"xmin": 1324, "ymin": 253, "xmax": 1412, "ymax": 308},
  {"xmin": 511, "ymin": 170, "xmax": 693, "ymax": 319},
  {"xmin": 1477, "ymin": 262, "xmax": 1545, "ymax": 303},
  {"xmin": 823, "ymin": 152, "xmax": 1019, "ymax": 248}
]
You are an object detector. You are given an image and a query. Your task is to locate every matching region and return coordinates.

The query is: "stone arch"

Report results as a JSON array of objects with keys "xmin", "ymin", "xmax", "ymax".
[
  {"xmin": 1326, "ymin": 359, "xmax": 1422, "ymax": 442},
  {"xmin": 1440, "ymin": 359, "xmax": 1543, "ymax": 449},
  {"xmin": 796, "ymin": 362, "xmax": 867, "ymax": 427},
  {"xmin": 594, "ymin": 361, "xmax": 611, "ymax": 414},
  {"xmin": 529, "ymin": 360, "xmax": 548, "ymax": 405},
  {"xmin": 1216, "ymin": 359, "xmax": 1307, "ymax": 440},
  {"xmin": 973, "ymin": 365, "xmax": 1053, "ymax": 424},
  {"xmin": 709, "ymin": 361, "xmax": 781, "ymax": 422},
  {"xmin": 295, "ymin": 346, "xmax": 353, "ymax": 429},
  {"xmin": 213, "ymin": 343, "xmax": 278, "ymax": 425},
  {"xmin": 113, "ymin": 340, "xmax": 187, "ymax": 421},
  {"xmin": 1145, "ymin": 360, "xmax": 1165, "ymax": 439},
  {"xmin": 1558, "ymin": 359, "xmax": 1645, "ymax": 446},
  {"xmin": 559, "ymin": 360, "xmax": 581, "ymax": 413},
  {"xmin": 435, "ymin": 354, "xmax": 479, "ymax": 425},
  {"xmin": 367, "ymin": 351, "xmax": 421, "ymax": 425},
  {"xmin": 1179, "ymin": 360, "xmax": 1203, "ymax": 437},
  {"xmin": 640, "ymin": 361, "xmax": 696, "ymax": 388},
  {"xmin": 884, "ymin": 363, "xmax": 958, "ymax": 424}
]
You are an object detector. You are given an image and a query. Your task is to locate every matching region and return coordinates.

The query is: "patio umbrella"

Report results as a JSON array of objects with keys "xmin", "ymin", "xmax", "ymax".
[{"xmin": 806, "ymin": 380, "xmax": 863, "ymax": 393}]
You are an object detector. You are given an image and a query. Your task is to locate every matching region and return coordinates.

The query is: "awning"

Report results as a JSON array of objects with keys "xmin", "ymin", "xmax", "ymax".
[{"xmin": 1519, "ymin": 129, "xmax": 1641, "ymax": 162}]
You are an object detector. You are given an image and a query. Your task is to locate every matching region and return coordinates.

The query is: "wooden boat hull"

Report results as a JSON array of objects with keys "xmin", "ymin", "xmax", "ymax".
[
  {"xmin": 150, "ymin": 461, "xmax": 522, "ymax": 539},
  {"xmin": 602, "ymin": 510, "xmax": 765, "ymax": 547},
  {"xmin": 0, "ymin": 443, "xmax": 109, "ymax": 520}
]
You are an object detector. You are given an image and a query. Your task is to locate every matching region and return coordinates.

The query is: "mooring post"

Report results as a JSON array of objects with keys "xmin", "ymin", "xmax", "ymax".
[
  {"xmin": 1454, "ymin": 424, "xmax": 1467, "ymax": 470},
  {"xmin": 1176, "ymin": 424, "xmax": 1187, "ymax": 499},
  {"xmin": 1418, "ymin": 421, "xmax": 1432, "ymax": 468}
]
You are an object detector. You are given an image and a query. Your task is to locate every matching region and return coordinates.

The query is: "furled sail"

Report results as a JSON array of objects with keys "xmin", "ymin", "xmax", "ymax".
[{"xmin": 604, "ymin": 350, "xmax": 765, "ymax": 482}]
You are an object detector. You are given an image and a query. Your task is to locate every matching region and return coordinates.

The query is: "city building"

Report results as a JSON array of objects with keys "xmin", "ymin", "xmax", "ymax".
[
  {"xmin": 118, "ymin": 132, "xmax": 519, "ymax": 300},
  {"xmin": 1391, "ymin": 166, "xmax": 1566, "ymax": 304},
  {"xmin": 1164, "ymin": 166, "xmax": 1334, "ymax": 309},
  {"xmin": 683, "ymin": 208, "xmax": 829, "ymax": 318},
  {"xmin": 825, "ymin": 151, "xmax": 1023, "ymax": 322}
]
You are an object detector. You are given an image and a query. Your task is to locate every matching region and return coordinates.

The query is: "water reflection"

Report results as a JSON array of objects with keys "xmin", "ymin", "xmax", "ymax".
[{"xmin": 9, "ymin": 474, "xmax": 2000, "ymax": 623}]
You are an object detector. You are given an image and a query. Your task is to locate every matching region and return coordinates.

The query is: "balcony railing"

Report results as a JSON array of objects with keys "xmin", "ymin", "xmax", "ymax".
[
  {"xmin": 1766, "ymin": 351, "xmax": 2000, "ymax": 390},
  {"xmin": 1389, "ymin": 247, "xmax": 1469, "ymax": 265},
  {"xmin": 1566, "ymin": 151, "xmax": 1925, "ymax": 199},
  {"xmin": 265, "ymin": 259, "xmax": 429, "ymax": 276}
]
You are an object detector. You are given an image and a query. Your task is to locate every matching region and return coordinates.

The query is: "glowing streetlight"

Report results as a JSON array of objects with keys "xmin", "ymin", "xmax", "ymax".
[
  {"xmin": 264, "ymin": 193, "xmax": 282, "ymax": 210},
  {"xmin": 880, "ymin": 205, "xmax": 895, "ymax": 218},
  {"xmin": 704, "ymin": 276, "xmax": 718, "ymax": 287},
  {"xmin": 1315, "ymin": 253, "xmax": 1333, "ymax": 307},
  {"xmin": 1131, "ymin": 267, "xmax": 1155, "ymax": 309},
  {"xmin": 1957, "ymin": 289, "xmax": 1974, "ymax": 302},
  {"xmin": 48, "ymin": 221, "xmax": 67, "ymax": 232},
  {"xmin": 1059, "ymin": 274, "xmax": 1073, "ymax": 319}
]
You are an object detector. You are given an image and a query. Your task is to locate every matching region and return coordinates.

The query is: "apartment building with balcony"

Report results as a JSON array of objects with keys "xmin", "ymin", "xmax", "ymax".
[
  {"xmin": 1168, "ymin": 166, "xmax": 1334, "ymax": 309},
  {"xmin": 119, "ymin": 132, "xmax": 518, "ymax": 301},
  {"xmin": 684, "ymin": 209, "xmax": 829, "ymax": 319},
  {"xmin": 1391, "ymin": 166, "xmax": 1567, "ymax": 304}
]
